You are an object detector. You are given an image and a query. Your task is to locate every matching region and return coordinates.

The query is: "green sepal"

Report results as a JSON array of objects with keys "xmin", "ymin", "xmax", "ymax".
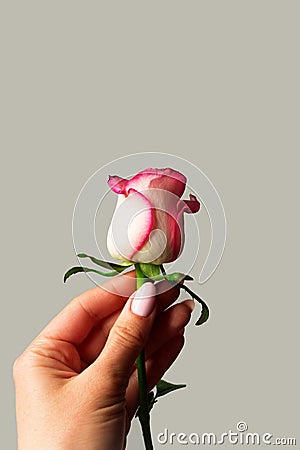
[
  {"xmin": 136, "ymin": 379, "xmax": 185, "ymax": 417},
  {"xmin": 137, "ymin": 263, "xmax": 193, "ymax": 283},
  {"xmin": 181, "ymin": 284, "xmax": 210, "ymax": 326},
  {"xmin": 160, "ymin": 264, "xmax": 209, "ymax": 326},
  {"xmin": 155, "ymin": 272, "xmax": 193, "ymax": 282},
  {"xmin": 155, "ymin": 379, "xmax": 186, "ymax": 398},
  {"xmin": 77, "ymin": 253, "xmax": 132, "ymax": 272},
  {"xmin": 63, "ymin": 266, "xmax": 119, "ymax": 283},
  {"xmin": 195, "ymin": 301, "xmax": 209, "ymax": 326},
  {"xmin": 138, "ymin": 263, "xmax": 161, "ymax": 278}
]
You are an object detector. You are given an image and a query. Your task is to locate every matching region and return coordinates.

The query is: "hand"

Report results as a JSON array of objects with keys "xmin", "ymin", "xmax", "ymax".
[{"xmin": 14, "ymin": 271, "xmax": 194, "ymax": 450}]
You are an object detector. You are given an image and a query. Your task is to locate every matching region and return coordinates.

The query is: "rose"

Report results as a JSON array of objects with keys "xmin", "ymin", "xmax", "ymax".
[
  {"xmin": 107, "ymin": 168, "xmax": 200, "ymax": 265},
  {"xmin": 64, "ymin": 165, "xmax": 209, "ymax": 450}
]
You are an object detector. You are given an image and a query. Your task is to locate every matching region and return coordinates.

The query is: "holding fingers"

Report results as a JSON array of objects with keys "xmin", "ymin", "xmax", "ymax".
[{"xmin": 14, "ymin": 272, "xmax": 194, "ymax": 450}]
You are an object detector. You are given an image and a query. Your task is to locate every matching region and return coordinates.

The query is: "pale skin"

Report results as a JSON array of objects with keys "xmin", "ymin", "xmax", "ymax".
[{"xmin": 14, "ymin": 271, "xmax": 194, "ymax": 450}]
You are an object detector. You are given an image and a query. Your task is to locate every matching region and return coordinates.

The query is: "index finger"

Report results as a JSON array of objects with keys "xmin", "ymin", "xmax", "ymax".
[
  {"xmin": 40, "ymin": 270, "xmax": 137, "ymax": 345},
  {"xmin": 39, "ymin": 271, "xmax": 180, "ymax": 346}
]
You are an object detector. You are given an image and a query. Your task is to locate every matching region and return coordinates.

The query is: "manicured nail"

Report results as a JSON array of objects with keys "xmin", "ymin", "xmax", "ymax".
[{"xmin": 131, "ymin": 282, "xmax": 156, "ymax": 317}]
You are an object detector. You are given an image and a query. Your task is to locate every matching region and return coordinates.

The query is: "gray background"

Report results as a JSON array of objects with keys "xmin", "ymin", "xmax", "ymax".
[{"xmin": 1, "ymin": 1, "xmax": 299, "ymax": 449}]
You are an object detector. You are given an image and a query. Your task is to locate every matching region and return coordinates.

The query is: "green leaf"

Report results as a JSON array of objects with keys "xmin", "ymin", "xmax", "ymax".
[
  {"xmin": 155, "ymin": 379, "xmax": 186, "ymax": 399},
  {"xmin": 160, "ymin": 264, "xmax": 209, "ymax": 325},
  {"xmin": 118, "ymin": 260, "xmax": 133, "ymax": 266},
  {"xmin": 195, "ymin": 301, "xmax": 209, "ymax": 325},
  {"xmin": 63, "ymin": 266, "xmax": 119, "ymax": 283},
  {"xmin": 138, "ymin": 264, "xmax": 193, "ymax": 283},
  {"xmin": 136, "ymin": 380, "xmax": 185, "ymax": 418},
  {"xmin": 77, "ymin": 253, "xmax": 132, "ymax": 272},
  {"xmin": 137, "ymin": 264, "xmax": 193, "ymax": 283},
  {"xmin": 160, "ymin": 264, "xmax": 209, "ymax": 326},
  {"xmin": 154, "ymin": 272, "xmax": 193, "ymax": 282},
  {"xmin": 138, "ymin": 263, "xmax": 161, "ymax": 278},
  {"xmin": 164, "ymin": 272, "xmax": 193, "ymax": 282},
  {"xmin": 181, "ymin": 284, "xmax": 210, "ymax": 326}
]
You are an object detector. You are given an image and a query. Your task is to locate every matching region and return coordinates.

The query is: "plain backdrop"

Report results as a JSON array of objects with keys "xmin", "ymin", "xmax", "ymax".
[{"xmin": 1, "ymin": 2, "xmax": 299, "ymax": 449}]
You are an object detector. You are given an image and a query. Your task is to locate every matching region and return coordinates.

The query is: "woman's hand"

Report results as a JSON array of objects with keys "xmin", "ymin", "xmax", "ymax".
[{"xmin": 14, "ymin": 271, "xmax": 194, "ymax": 450}]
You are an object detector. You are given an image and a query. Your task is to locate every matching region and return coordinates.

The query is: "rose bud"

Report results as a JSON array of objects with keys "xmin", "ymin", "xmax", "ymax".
[{"xmin": 107, "ymin": 168, "xmax": 200, "ymax": 265}]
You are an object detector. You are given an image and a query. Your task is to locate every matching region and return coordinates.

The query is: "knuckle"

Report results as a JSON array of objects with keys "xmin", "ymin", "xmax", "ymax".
[
  {"xmin": 113, "ymin": 322, "xmax": 144, "ymax": 350},
  {"xmin": 12, "ymin": 353, "xmax": 27, "ymax": 378}
]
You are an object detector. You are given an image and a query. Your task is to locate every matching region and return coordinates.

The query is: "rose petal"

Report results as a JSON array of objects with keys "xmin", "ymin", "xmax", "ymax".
[
  {"xmin": 107, "ymin": 175, "xmax": 127, "ymax": 194},
  {"xmin": 133, "ymin": 228, "xmax": 168, "ymax": 264},
  {"xmin": 148, "ymin": 168, "xmax": 186, "ymax": 198},
  {"xmin": 134, "ymin": 189, "xmax": 185, "ymax": 264},
  {"xmin": 153, "ymin": 210, "xmax": 182, "ymax": 263},
  {"xmin": 181, "ymin": 194, "xmax": 200, "ymax": 214},
  {"xmin": 108, "ymin": 168, "xmax": 186, "ymax": 198},
  {"xmin": 107, "ymin": 188, "xmax": 153, "ymax": 261}
]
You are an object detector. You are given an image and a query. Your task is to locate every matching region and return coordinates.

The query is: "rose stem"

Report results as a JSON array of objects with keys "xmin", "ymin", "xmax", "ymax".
[
  {"xmin": 135, "ymin": 263, "xmax": 153, "ymax": 450},
  {"xmin": 160, "ymin": 264, "xmax": 167, "ymax": 276}
]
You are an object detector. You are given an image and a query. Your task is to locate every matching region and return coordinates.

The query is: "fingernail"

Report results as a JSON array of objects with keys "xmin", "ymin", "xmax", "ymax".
[{"xmin": 131, "ymin": 282, "xmax": 156, "ymax": 317}]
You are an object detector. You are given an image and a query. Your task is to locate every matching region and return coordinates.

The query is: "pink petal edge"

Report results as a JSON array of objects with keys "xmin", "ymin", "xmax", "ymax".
[
  {"xmin": 178, "ymin": 193, "xmax": 201, "ymax": 216},
  {"xmin": 126, "ymin": 188, "xmax": 153, "ymax": 258},
  {"xmin": 184, "ymin": 194, "xmax": 201, "ymax": 213},
  {"xmin": 107, "ymin": 175, "xmax": 127, "ymax": 194},
  {"xmin": 108, "ymin": 168, "xmax": 187, "ymax": 198}
]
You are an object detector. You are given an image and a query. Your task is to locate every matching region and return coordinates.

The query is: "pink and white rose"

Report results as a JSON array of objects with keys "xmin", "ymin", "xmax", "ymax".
[{"xmin": 107, "ymin": 168, "xmax": 200, "ymax": 265}]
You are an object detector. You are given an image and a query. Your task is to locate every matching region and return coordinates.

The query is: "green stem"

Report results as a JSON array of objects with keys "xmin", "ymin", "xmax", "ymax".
[
  {"xmin": 136, "ymin": 350, "xmax": 153, "ymax": 449},
  {"xmin": 160, "ymin": 264, "xmax": 167, "ymax": 276},
  {"xmin": 135, "ymin": 264, "xmax": 153, "ymax": 450}
]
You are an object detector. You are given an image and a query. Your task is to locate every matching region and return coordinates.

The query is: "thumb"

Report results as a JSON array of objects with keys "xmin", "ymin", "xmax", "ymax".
[{"xmin": 87, "ymin": 282, "xmax": 157, "ymax": 391}]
